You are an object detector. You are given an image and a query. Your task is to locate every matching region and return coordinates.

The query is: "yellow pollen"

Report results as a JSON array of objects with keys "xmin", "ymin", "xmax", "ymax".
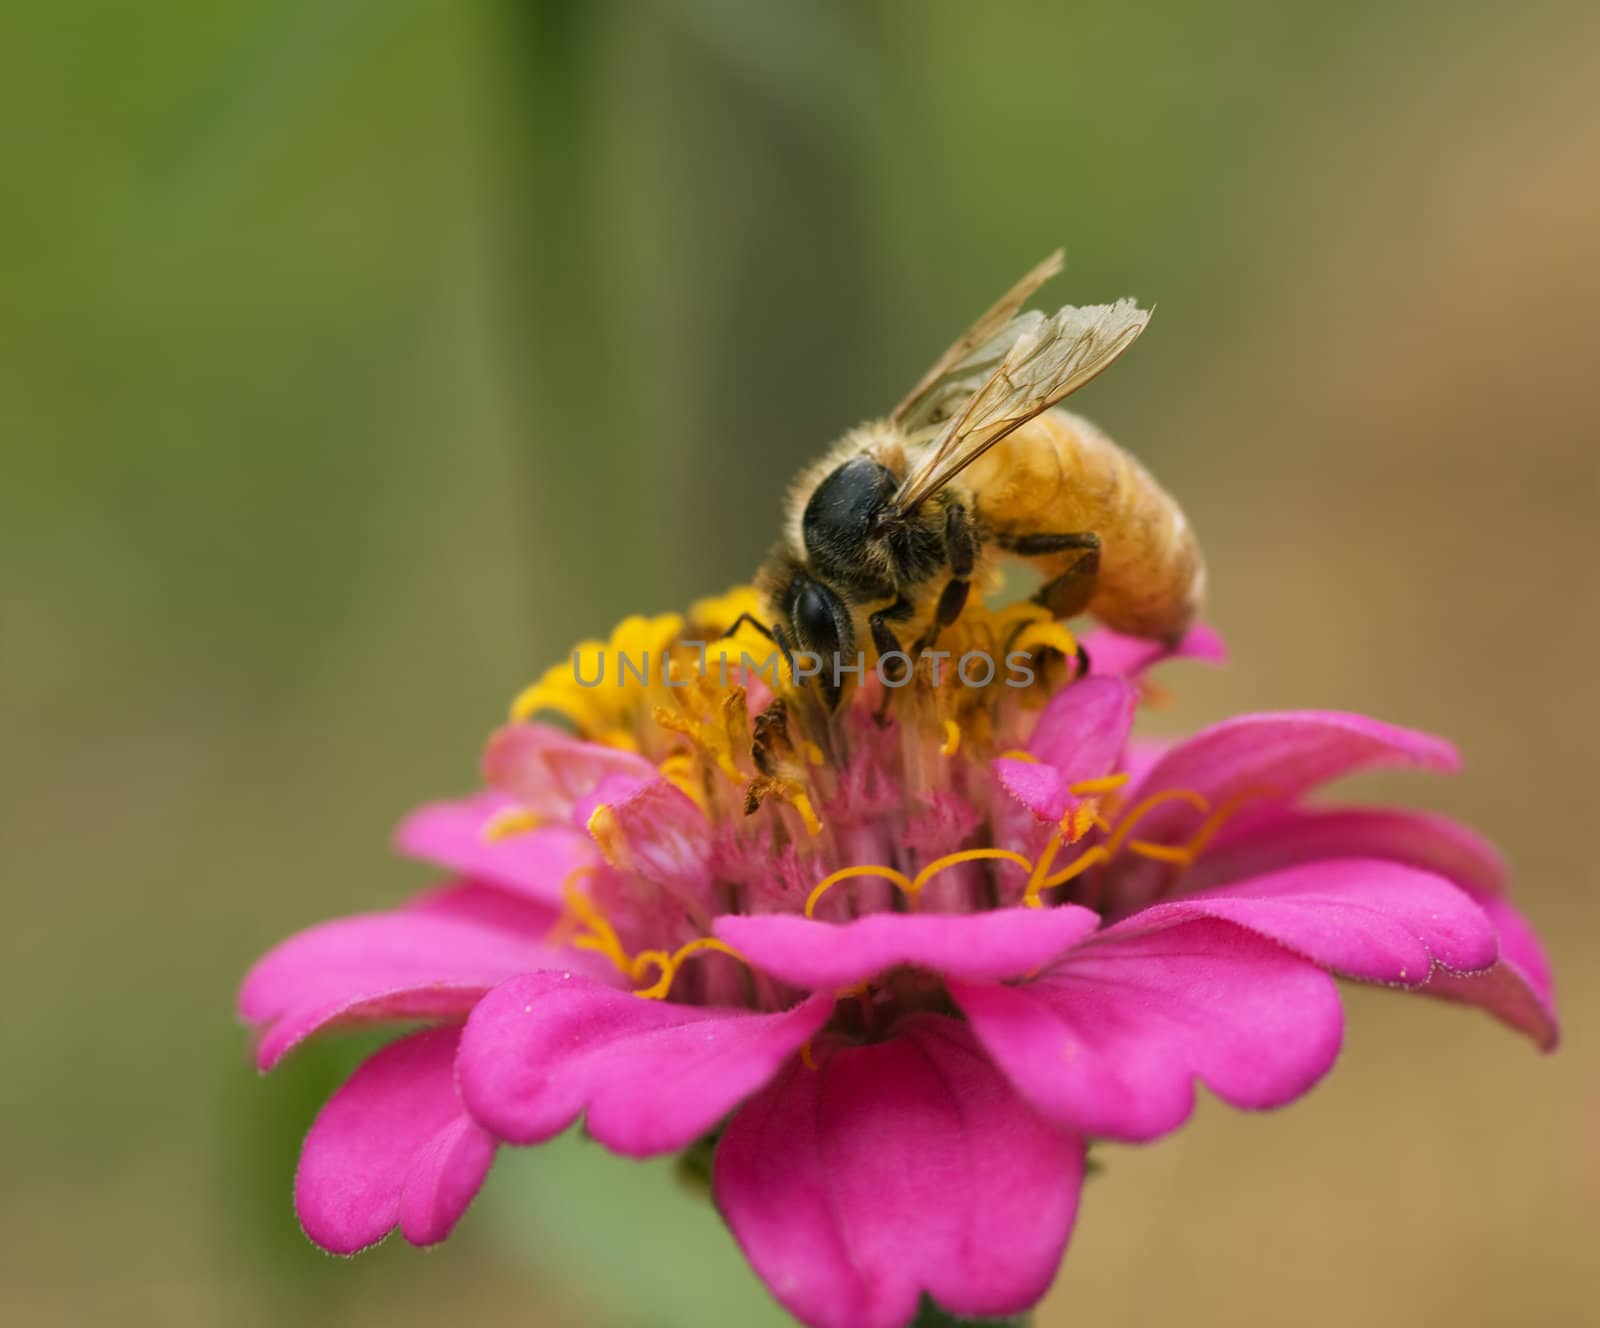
[
  {"xmin": 481, "ymin": 805, "xmax": 542, "ymax": 842},
  {"xmin": 632, "ymin": 937, "xmax": 752, "ymax": 1000},
  {"xmin": 652, "ymin": 705, "xmax": 745, "ymax": 785},
  {"xmin": 940, "ymin": 719, "xmax": 962, "ymax": 757},
  {"xmin": 998, "ymin": 749, "xmax": 1038, "ymax": 763},
  {"xmin": 800, "ymin": 740, "xmax": 825, "ymax": 766},
  {"xmin": 1057, "ymin": 799, "xmax": 1101, "ymax": 845}
]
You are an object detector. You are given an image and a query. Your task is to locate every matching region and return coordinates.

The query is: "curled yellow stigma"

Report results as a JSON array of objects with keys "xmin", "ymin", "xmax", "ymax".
[
  {"xmin": 631, "ymin": 937, "xmax": 752, "ymax": 1000},
  {"xmin": 801, "ymin": 774, "xmax": 1267, "ymax": 915},
  {"xmin": 803, "ymin": 847, "xmax": 1034, "ymax": 918},
  {"xmin": 940, "ymin": 719, "xmax": 962, "ymax": 757},
  {"xmin": 909, "ymin": 848, "xmax": 1032, "ymax": 901},
  {"xmin": 556, "ymin": 869, "xmax": 755, "ymax": 1000},
  {"xmin": 805, "ymin": 864, "xmax": 912, "ymax": 918},
  {"xmin": 560, "ymin": 870, "xmax": 636, "ymax": 977}
]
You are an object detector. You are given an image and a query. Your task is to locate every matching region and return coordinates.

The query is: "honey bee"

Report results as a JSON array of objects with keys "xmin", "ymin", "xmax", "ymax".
[{"xmin": 748, "ymin": 250, "xmax": 1205, "ymax": 709}]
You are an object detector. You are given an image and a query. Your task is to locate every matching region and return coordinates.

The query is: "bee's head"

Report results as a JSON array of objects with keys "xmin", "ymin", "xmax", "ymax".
[{"xmin": 800, "ymin": 456, "xmax": 900, "ymax": 591}]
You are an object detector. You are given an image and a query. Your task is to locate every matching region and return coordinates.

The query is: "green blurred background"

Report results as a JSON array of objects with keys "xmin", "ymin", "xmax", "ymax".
[{"xmin": 4, "ymin": 1, "xmax": 1597, "ymax": 1323}]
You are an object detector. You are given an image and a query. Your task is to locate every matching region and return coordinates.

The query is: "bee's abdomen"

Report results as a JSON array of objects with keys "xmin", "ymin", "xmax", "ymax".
[{"xmin": 967, "ymin": 409, "xmax": 1204, "ymax": 642}]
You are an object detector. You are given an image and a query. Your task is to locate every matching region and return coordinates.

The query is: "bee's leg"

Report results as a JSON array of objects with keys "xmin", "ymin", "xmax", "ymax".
[
  {"xmin": 868, "ymin": 596, "xmax": 916, "ymax": 682},
  {"xmin": 1020, "ymin": 532, "xmax": 1100, "ymax": 678},
  {"xmin": 867, "ymin": 598, "xmax": 918, "ymax": 722},
  {"xmin": 913, "ymin": 501, "xmax": 978, "ymax": 653},
  {"xmin": 719, "ymin": 612, "xmax": 776, "ymax": 643},
  {"xmin": 1029, "ymin": 536, "xmax": 1100, "ymax": 617}
]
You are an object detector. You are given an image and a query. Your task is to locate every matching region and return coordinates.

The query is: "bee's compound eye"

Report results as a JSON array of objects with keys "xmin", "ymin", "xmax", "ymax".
[{"xmin": 793, "ymin": 580, "xmax": 843, "ymax": 662}]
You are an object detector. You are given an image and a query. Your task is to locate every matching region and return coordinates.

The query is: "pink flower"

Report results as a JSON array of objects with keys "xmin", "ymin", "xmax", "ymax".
[{"xmin": 239, "ymin": 593, "xmax": 1555, "ymax": 1328}]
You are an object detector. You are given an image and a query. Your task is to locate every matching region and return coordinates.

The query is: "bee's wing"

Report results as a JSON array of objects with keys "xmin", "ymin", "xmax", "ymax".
[
  {"xmin": 890, "ymin": 250, "xmax": 1064, "ymax": 427},
  {"xmin": 892, "ymin": 297, "xmax": 1151, "ymax": 514}
]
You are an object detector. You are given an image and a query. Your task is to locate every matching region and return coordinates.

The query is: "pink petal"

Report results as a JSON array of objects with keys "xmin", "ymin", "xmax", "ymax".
[
  {"xmin": 482, "ymin": 723, "xmax": 658, "ymax": 820},
  {"xmin": 239, "ymin": 883, "xmax": 584, "ymax": 1070},
  {"xmin": 295, "ymin": 1027, "xmax": 495, "ymax": 1253},
  {"xmin": 1109, "ymin": 711, "xmax": 1461, "ymax": 907},
  {"xmin": 1128, "ymin": 859, "xmax": 1499, "ymax": 984},
  {"xmin": 1422, "ymin": 893, "xmax": 1558, "ymax": 1050},
  {"xmin": 951, "ymin": 917, "xmax": 1343, "ymax": 1140},
  {"xmin": 1121, "ymin": 735, "xmax": 1172, "ymax": 788},
  {"xmin": 714, "ymin": 906, "xmax": 1102, "ymax": 990},
  {"xmin": 1187, "ymin": 806, "xmax": 1507, "ymax": 896},
  {"xmin": 395, "ymin": 792, "xmax": 598, "ymax": 906},
  {"xmin": 457, "ymin": 972, "xmax": 833, "ymax": 1157},
  {"xmin": 1079, "ymin": 623, "xmax": 1224, "ymax": 679},
  {"xmin": 716, "ymin": 1016, "xmax": 1083, "ymax": 1328},
  {"xmin": 1130, "ymin": 710, "xmax": 1458, "ymax": 823},
  {"xmin": 1177, "ymin": 809, "xmax": 1554, "ymax": 1049},
  {"xmin": 1080, "ymin": 621, "xmax": 1226, "ymax": 678},
  {"xmin": 1024, "ymin": 676, "xmax": 1139, "ymax": 780},
  {"xmin": 994, "ymin": 756, "xmax": 1077, "ymax": 823}
]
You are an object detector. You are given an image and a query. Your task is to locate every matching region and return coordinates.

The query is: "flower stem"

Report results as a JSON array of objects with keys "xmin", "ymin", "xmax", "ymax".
[{"xmin": 910, "ymin": 1299, "xmax": 1031, "ymax": 1328}]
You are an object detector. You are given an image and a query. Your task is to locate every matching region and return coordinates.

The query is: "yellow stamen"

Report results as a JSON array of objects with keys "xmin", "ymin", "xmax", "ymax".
[
  {"xmin": 1068, "ymin": 773, "xmax": 1131, "ymax": 795},
  {"xmin": 481, "ymin": 805, "xmax": 542, "ymax": 842},
  {"xmin": 998, "ymin": 749, "xmax": 1038, "ymax": 763},
  {"xmin": 789, "ymin": 789, "xmax": 822, "ymax": 837},
  {"xmin": 632, "ymin": 937, "xmax": 752, "ymax": 1000},
  {"xmin": 939, "ymin": 719, "xmax": 962, "ymax": 757},
  {"xmin": 800, "ymin": 1040, "xmax": 819, "ymax": 1071},
  {"xmin": 653, "ymin": 705, "xmax": 745, "ymax": 784}
]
